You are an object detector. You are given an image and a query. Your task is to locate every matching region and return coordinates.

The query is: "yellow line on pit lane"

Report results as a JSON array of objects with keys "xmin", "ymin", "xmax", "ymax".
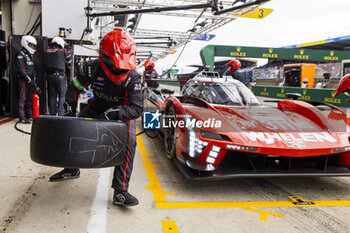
[
  {"xmin": 161, "ymin": 221, "xmax": 180, "ymax": 233},
  {"xmin": 136, "ymin": 129, "xmax": 350, "ymax": 209},
  {"xmin": 243, "ymin": 207, "xmax": 284, "ymax": 221},
  {"xmin": 155, "ymin": 200, "xmax": 350, "ymax": 209}
]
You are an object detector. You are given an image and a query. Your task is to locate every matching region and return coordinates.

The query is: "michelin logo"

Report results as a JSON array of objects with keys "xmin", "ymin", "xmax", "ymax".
[
  {"xmin": 242, "ymin": 132, "xmax": 337, "ymax": 145},
  {"xmin": 143, "ymin": 111, "xmax": 161, "ymax": 129}
]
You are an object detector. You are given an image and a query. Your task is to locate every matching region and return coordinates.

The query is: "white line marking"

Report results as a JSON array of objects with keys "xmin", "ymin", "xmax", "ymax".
[{"xmin": 87, "ymin": 168, "xmax": 112, "ymax": 233}]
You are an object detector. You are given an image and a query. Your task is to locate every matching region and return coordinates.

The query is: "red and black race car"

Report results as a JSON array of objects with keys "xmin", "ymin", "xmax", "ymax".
[{"xmin": 142, "ymin": 71, "xmax": 350, "ymax": 180}]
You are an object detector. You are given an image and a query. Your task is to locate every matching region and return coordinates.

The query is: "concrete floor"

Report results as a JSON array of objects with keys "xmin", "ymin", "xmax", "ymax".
[{"xmin": 0, "ymin": 91, "xmax": 350, "ymax": 233}]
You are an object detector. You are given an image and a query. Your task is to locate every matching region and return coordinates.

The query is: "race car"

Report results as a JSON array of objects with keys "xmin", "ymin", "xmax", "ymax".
[{"xmin": 142, "ymin": 71, "xmax": 350, "ymax": 180}]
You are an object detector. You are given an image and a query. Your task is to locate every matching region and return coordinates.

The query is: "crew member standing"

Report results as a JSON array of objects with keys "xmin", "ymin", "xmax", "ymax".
[
  {"xmin": 49, "ymin": 28, "xmax": 142, "ymax": 207},
  {"xmin": 45, "ymin": 36, "xmax": 67, "ymax": 116},
  {"xmin": 143, "ymin": 59, "xmax": 159, "ymax": 88},
  {"xmin": 16, "ymin": 35, "xmax": 37, "ymax": 123},
  {"xmin": 224, "ymin": 58, "xmax": 250, "ymax": 87}
]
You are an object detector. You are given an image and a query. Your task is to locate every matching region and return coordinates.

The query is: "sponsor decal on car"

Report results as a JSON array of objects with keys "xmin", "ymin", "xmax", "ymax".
[{"xmin": 242, "ymin": 132, "xmax": 337, "ymax": 145}]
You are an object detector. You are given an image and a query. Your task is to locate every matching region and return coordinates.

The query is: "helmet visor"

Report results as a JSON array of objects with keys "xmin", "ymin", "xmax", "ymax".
[
  {"xmin": 101, "ymin": 53, "xmax": 128, "ymax": 76},
  {"xmin": 28, "ymin": 42, "xmax": 36, "ymax": 50},
  {"xmin": 145, "ymin": 66, "xmax": 153, "ymax": 71}
]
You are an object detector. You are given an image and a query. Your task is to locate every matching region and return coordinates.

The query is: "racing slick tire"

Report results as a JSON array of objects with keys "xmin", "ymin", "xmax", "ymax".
[
  {"xmin": 30, "ymin": 116, "xmax": 127, "ymax": 168},
  {"xmin": 164, "ymin": 105, "xmax": 176, "ymax": 160}
]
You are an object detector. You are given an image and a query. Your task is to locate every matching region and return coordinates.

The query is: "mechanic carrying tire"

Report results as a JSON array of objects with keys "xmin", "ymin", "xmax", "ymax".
[
  {"xmin": 31, "ymin": 116, "xmax": 128, "ymax": 168},
  {"xmin": 48, "ymin": 28, "xmax": 142, "ymax": 207},
  {"xmin": 143, "ymin": 58, "xmax": 159, "ymax": 88}
]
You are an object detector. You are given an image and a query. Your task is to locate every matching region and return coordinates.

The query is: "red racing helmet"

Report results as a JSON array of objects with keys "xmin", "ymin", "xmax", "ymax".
[
  {"xmin": 99, "ymin": 28, "xmax": 136, "ymax": 84},
  {"xmin": 143, "ymin": 59, "xmax": 155, "ymax": 73},
  {"xmin": 334, "ymin": 73, "xmax": 350, "ymax": 99},
  {"xmin": 225, "ymin": 59, "xmax": 241, "ymax": 73}
]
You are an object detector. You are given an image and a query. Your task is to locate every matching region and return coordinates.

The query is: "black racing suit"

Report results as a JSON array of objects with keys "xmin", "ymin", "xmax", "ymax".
[
  {"xmin": 66, "ymin": 59, "xmax": 143, "ymax": 192},
  {"xmin": 16, "ymin": 48, "xmax": 36, "ymax": 121},
  {"xmin": 222, "ymin": 67, "xmax": 250, "ymax": 87},
  {"xmin": 143, "ymin": 69, "xmax": 159, "ymax": 88},
  {"xmin": 45, "ymin": 44, "xmax": 68, "ymax": 116},
  {"xmin": 231, "ymin": 69, "xmax": 250, "ymax": 87}
]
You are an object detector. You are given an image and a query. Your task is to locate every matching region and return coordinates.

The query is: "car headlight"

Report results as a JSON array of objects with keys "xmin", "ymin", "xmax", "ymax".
[
  {"xmin": 334, "ymin": 147, "xmax": 350, "ymax": 153},
  {"xmin": 226, "ymin": 144, "xmax": 257, "ymax": 152},
  {"xmin": 184, "ymin": 114, "xmax": 208, "ymax": 159},
  {"xmin": 206, "ymin": 145, "xmax": 221, "ymax": 164},
  {"xmin": 200, "ymin": 130, "xmax": 231, "ymax": 141}
]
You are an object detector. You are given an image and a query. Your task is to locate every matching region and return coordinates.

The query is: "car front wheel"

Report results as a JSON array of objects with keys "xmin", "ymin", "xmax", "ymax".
[{"xmin": 164, "ymin": 105, "xmax": 176, "ymax": 160}]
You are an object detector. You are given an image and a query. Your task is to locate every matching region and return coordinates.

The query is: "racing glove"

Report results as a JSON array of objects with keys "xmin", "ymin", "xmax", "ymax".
[
  {"xmin": 63, "ymin": 102, "xmax": 76, "ymax": 117},
  {"xmin": 99, "ymin": 108, "xmax": 120, "ymax": 120},
  {"xmin": 34, "ymin": 86, "xmax": 42, "ymax": 95},
  {"xmin": 24, "ymin": 75, "xmax": 31, "ymax": 83},
  {"xmin": 64, "ymin": 91, "xmax": 78, "ymax": 116},
  {"xmin": 25, "ymin": 75, "xmax": 36, "ymax": 88},
  {"xmin": 65, "ymin": 93, "xmax": 75, "ymax": 106}
]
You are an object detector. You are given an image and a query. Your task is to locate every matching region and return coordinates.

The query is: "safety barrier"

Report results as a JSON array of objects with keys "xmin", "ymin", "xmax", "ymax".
[{"xmin": 251, "ymin": 86, "xmax": 349, "ymax": 107}]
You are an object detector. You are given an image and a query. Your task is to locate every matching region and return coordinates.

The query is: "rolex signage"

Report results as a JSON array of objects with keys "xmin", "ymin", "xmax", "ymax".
[
  {"xmin": 214, "ymin": 45, "xmax": 350, "ymax": 61},
  {"xmin": 262, "ymin": 48, "xmax": 279, "ymax": 58},
  {"xmin": 251, "ymin": 86, "xmax": 349, "ymax": 107}
]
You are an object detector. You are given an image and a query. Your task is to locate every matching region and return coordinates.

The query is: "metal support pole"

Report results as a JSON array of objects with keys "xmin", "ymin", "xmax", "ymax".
[
  {"xmin": 214, "ymin": 0, "xmax": 270, "ymax": 15},
  {"xmin": 70, "ymin": 54, "xmax": 75, "ymax": 82},
  {"xmin": 10, "ymin": 0, "xmax": 14, "ymax": 35},
  {"xmin": 88, "ymin": 3, "xmax": 212, "ymax": 17}
]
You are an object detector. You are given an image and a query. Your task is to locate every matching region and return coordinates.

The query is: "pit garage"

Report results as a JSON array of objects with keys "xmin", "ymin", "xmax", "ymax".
[{"xmin": 1, "ymin": 1, "xmax": 350, "ymax": 233}]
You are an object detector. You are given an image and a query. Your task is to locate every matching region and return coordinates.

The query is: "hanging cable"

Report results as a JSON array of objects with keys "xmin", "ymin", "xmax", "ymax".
[
  {"xmin": 14, "ymin": 121, "xmax": 31, "ymax": 135},
  {"xmin": 27, "ymin": 13, "xmax": 41, "ymax": 35},
  {"xmin": 136, "ymin": 131, "xmax": 144, "ymax": 136},
  {"xmin": 161, "ymin": 9, "xmax": 206, "ymax": 78},
  {"xmin": 29, "ymin": 18, "xmax": 41, "ymax": 36}
]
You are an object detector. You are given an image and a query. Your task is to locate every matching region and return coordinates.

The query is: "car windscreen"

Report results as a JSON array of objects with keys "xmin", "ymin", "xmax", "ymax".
[{"xmin": 184, "ymin": 81, "xmax": 260, "ymax": 106}]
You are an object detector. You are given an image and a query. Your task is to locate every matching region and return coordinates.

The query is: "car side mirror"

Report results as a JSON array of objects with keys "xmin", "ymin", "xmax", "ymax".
[
  {"xmin": 161, "ymin": 88, "xmax": 175, "ymax": 95},
  {"xmin": 285, "ymin": 93, "xmax": 301, "ymax": 100}
]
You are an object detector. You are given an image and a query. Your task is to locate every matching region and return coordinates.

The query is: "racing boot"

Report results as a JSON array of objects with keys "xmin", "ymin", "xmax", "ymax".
[
  {"xmin": 18, "ymin": 119, "xmax": 26, "ymax": 124},
  {"xmin": 49, "ymin": 168, "xmax": 80, "ymax": 182},
  {"xmin": 113, "ymin": 190, "xmax": 139, "ymax": 207}
]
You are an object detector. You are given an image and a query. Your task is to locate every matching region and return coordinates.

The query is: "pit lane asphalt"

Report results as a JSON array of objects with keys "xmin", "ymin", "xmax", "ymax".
[{"xmin": 0, "ymin": 91, "xmax": 349, "ymax": 233}]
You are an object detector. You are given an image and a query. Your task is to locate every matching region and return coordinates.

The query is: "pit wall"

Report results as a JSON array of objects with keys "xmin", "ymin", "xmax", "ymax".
[
  {"xmin": 255, "ymin": 79, "xmax": 340, "ymax": 88},
  {"xmin": 251, "ymin": 85, "xmax": 349, "ymax": 107}
]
